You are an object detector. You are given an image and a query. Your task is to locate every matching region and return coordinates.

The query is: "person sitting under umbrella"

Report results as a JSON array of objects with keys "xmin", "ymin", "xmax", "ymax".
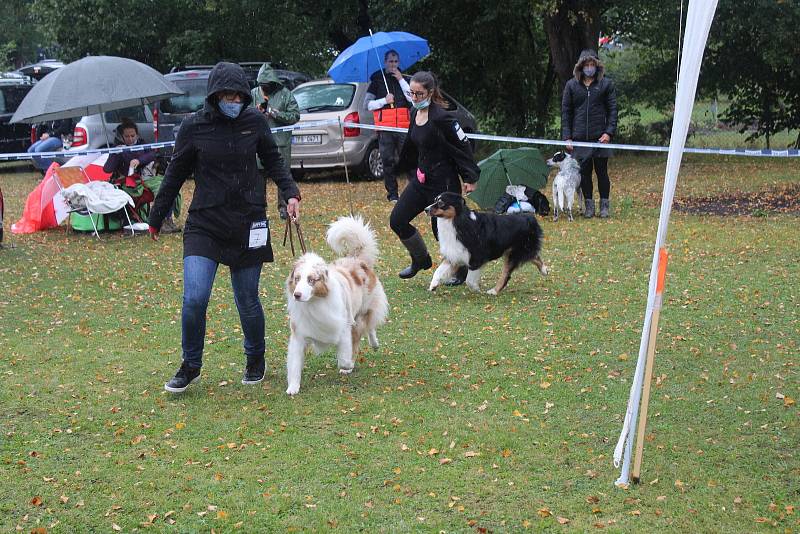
[
  {"xmin": 103, "ymin": 119, "xmax": 181, "ymax": 232},
  {"xmin": 28, "ymin": 118, "xmax": 73, "ymax": 173}
]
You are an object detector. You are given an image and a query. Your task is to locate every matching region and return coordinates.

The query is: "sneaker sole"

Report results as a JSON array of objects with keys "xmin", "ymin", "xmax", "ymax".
[
  {"xmin": 241, "ymin": 375, "xmax": 265, "ymax": 385},
  {"xmin": 164, "ymin": 375, "xmax": 200, "ymax": 393}
]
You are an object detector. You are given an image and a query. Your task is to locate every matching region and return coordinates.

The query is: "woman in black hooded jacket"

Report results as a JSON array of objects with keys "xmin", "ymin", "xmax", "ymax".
[
  {"xmin": 149, "ymin": 62, "xmax": 301, "ymax": 394},
  {"xmin": 561, "ymin": 49, "xmax": 618, "ymax": 218}
]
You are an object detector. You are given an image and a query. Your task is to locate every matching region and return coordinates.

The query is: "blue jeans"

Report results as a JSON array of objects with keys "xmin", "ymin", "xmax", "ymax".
[
  {"xmin": 28, "ymin": 137, "xmax": 64, "ymax": 171},
  {"xmin": 181, "ymin": 255, "xmax": 265, "ymax": 368}
]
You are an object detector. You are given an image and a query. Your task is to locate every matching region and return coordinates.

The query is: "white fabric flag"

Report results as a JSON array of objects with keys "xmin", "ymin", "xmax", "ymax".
[{"xmin": 614, "ymin": 0, "xmax": 719, "ymax": 487}]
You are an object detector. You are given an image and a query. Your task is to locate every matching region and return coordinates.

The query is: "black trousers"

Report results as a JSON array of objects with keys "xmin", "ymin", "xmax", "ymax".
[
  {"xmin": 379, "ymin": 131, "xmax": 405, "ymax": 200},
  {"xmin": 579, "ymin": 157, "xmax": 611, "ymax": 199},
  {"xmin": 389, "ymin": 180, "xmax": 461, "ymax": 241}
]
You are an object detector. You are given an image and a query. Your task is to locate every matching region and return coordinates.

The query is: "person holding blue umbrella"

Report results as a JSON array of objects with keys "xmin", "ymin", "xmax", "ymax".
[{"xmin": 364, "ymin": 50, "xmax": 414, "ymax": 202}]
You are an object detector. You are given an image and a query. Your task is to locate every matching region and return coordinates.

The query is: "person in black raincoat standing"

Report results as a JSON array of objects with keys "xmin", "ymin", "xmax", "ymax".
[
  {"xmin": 561, "ymin": 49, "xmax": 618, "ymax": 218},
  {"xmin": 391, "ymin": 71, "xmax": 480, "ymax": 283},
  {"xmin": 148, "ymin": 62, "xmax": 301, "ymax": 394}
]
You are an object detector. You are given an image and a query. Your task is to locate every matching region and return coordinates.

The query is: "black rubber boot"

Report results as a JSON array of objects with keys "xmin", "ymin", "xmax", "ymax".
[
  {"xmin": 398, "ymin": 231, "xmax": 433, "ymax": 279},
  {"xmin": 584, "ymin": 198, "xmax": 595, "ymax": 218},
  {"xmin": 599, "ymin": 198, "xmax": 610, "ymax": 218}
]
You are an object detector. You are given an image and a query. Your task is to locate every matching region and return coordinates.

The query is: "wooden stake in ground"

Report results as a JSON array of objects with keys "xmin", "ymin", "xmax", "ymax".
[{"xmin": 632, "ymin": 248, "xmax": 669, "ymax": 484}]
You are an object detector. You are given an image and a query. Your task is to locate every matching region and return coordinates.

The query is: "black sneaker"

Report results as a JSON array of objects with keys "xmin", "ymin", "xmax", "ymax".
[
  {"xmin": 164, "ymin": 362, "xmax": 201, "ymax": 393},
  {"xmin": 388, "ymin": 195, "xmax": 399, "ymax": 203},
  {"xmin": 242, "ymin": 357, "xmax": 265, "ymax": 385}
]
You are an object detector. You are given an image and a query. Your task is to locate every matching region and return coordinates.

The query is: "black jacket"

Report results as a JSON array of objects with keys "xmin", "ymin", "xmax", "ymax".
[
  {"xmin": 366, "ymin": 70, "xmax": 411, "ymax": 109},
  {"xmin": 149, "ymin": 62, "xmax": 300, "ymax": 267},
  {"xmin": 561, "ymin": 59, "xmax": 617, "ymax": 159},
  {"xmin": 396, "ymin": 102, "xmax": 480, "ymax": 189}
]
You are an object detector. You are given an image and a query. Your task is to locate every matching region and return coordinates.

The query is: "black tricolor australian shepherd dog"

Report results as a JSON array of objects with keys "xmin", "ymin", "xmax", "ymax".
[{"xmin": 424, "ymin": 192, "xmax": 548, "ymax": 295}]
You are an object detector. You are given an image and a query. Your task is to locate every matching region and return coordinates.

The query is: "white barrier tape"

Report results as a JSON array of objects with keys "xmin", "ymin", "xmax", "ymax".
[
  {"xmin": 348, "ymin": 122, "xmax": 800, "ymax": 158},
  {"xmin": 0, "ymin": 119, "xmax": 341, "ymax": 162},
  {"xmin": 4, "ymin": 118, "xmax": 798, "ymax": 161}
]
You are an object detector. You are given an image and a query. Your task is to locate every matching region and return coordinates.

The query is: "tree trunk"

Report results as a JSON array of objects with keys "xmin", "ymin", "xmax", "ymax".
[{"xmin": 544, "ymin": 2, "xmax": 602, "ymax": 90}]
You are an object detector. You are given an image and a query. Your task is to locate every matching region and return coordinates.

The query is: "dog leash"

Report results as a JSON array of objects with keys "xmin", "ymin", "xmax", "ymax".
[{"xmin": 282, "ymin": 217, "xmax": 307, "ymax": 256}]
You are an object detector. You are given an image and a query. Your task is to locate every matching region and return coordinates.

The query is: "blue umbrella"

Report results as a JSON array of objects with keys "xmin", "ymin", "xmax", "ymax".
[{"xmin": 327, "ymin": 31, "xmax": 430, "ymax": 83}]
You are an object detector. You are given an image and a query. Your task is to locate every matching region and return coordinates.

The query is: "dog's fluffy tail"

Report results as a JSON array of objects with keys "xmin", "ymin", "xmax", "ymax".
[{"xmin": 326, "ymin": 215, "xmax": 379, "ymax": 266}]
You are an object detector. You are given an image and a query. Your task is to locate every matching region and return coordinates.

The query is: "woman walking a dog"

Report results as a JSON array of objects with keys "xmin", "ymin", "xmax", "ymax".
[
  {"xmin": 390, "ymin": 71, "xmax": 480, "ymax": 283},
  {"xmin": 561, "ymin": 49, "xmax": 618, "ymax": 218},
  {"xmin": 148, "ymin": 62, "xmax": 301, "ymax": 394}
]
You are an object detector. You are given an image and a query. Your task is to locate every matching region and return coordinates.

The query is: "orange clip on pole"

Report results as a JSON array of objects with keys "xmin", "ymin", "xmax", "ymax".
[{"xmin": 656, "ymin": 248, "xmax": 669, "ymax": 295}]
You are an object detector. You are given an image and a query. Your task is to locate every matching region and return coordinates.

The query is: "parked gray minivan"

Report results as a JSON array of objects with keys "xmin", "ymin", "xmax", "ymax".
[{"xmin": 156, "ymin": 65, "xmax": 311, "ymax": 146}]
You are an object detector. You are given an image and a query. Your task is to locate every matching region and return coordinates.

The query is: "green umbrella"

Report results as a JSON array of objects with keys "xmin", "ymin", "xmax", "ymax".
[{"xmin": 470, "ymin": 147, "xmax": 549, "ymax": 209}]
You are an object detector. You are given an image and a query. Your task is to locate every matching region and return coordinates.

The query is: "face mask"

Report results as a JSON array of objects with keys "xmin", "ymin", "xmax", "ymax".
[
  {"xmin": 412, "ymin": 98, "xmax": 430, "ymax": 110},
  {"xmin": 582, "ymin": 66, "xmax": 597, "ymax": 78},
  {"xmin": 218, "ymin": 101, "xmax": 243, "ymax": 118}
]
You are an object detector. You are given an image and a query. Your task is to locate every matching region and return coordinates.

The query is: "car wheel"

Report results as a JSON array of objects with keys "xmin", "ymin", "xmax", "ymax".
[{"xmin": 358, "ymin": 143, "xmax": 382, "ymax": 180}]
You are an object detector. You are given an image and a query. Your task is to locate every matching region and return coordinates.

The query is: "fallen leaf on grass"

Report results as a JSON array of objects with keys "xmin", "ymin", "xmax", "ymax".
[
  {"xmin": 112, "ymin": 524, "xmax": 121, "ymax": 531},
  {"xmin": 31, "ymin": 496, "xmax": 43, "ymax": 506},
  {"xmin": 216, "ymin": 510, "xmax": 228, "ymax": 519},
  {"xmin": 557, "ymin": 516, "xmax": 570, "ymax": 524},
  {"xmin": 464, "ymin": 451, "xmax": 480, "ymax": 458},
  {"xmin": 537, "ymin": 507, "xmax": 551, "ymax": 517}
]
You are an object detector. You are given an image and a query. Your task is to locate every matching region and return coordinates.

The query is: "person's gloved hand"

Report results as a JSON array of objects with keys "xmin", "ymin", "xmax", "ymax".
[{"xmin": 148, "ymin": 225, "xmax": 160, "ymax": 241}]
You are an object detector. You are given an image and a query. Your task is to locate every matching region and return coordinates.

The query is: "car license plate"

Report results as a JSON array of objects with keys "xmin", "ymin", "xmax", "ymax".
[{"xmin": 292, "ymin": 134, "xmax": 322, "ymax": 145}]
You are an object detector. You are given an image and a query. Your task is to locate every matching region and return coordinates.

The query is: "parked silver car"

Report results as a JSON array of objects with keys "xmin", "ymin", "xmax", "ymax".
[
  {"xmin": 68, "ymin": 105, "xmax": 156, "ymax": 151},
  {"xmin": 290, "ymin": 79, "xmax": 478, "ymax": 180},
  {"xmin": 290, "ymin": 80, "xmax": 380, "ymax": 179}
]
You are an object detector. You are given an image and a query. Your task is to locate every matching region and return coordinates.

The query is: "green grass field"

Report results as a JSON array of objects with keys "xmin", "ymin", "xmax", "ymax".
[{"xmin": 1, "ymin": 154, "xmax": 797, "ymax": 532}]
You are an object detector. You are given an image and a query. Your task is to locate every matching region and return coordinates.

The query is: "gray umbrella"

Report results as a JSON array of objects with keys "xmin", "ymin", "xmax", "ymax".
[{"xmin": 10, "ymin": 55, "xmax": 184, "ymax": 124}]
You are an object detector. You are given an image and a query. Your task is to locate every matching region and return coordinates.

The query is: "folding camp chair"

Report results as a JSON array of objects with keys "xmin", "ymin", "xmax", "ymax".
[{"xmin": 55, "ymin": 165, "xmax": 134, "ymax": 238}]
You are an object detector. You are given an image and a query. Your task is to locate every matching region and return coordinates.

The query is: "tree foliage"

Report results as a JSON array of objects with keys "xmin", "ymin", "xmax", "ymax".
[
  {"xmin": 1, "ymin": 0, "xmax": 48, "ymax": 69},
  {"xmin": 12, "ymin": 0, "xmax": 800, "ymax": 146},
  {"xmin": 609, "ymin": 0, "xmax": 800, "ymax": 147}
]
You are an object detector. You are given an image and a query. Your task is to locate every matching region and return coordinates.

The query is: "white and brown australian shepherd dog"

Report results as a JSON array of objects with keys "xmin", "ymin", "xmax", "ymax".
[{"xmin": 284, "ymin": 216, "xmax": 388, "ymax": 395}]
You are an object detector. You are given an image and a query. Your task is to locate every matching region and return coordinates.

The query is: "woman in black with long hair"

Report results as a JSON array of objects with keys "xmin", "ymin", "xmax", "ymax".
[{"xmin": 390, "ymin": 71, "xmax": 479, "ymax": 281}]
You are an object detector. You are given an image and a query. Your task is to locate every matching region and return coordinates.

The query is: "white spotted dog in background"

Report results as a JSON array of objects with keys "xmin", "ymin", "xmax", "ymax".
[
  {"xmin": 284, "ymin": 216, "xmax": 388, "ymax": 396},
  {"xmin": 547, "ymin": 150, "xmax": 583, "ymax": 221}
]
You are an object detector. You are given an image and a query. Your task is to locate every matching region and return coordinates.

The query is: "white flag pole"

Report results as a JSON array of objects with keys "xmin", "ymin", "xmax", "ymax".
[{"xmin": 614, "ymin": 0, "xmax": 719, "ymax": 488}]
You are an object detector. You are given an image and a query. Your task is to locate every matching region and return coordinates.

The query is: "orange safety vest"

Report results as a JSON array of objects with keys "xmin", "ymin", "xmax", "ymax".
[{"xmin": 373, "ymin": 106, "xmax": 410, "ymax": 129}]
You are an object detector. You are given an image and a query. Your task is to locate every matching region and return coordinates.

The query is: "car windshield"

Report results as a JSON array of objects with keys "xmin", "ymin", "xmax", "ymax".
[
  {"xmin": 293, "ymin": 84, "xmax": 355, "ymax": 113},
  {"xmin": 0, "ymin": 85, "xmax": 31, "ymax": 114},
  {"xmin": 161, "ymin": 78, "xmax": 207, "ymax": 114}
]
